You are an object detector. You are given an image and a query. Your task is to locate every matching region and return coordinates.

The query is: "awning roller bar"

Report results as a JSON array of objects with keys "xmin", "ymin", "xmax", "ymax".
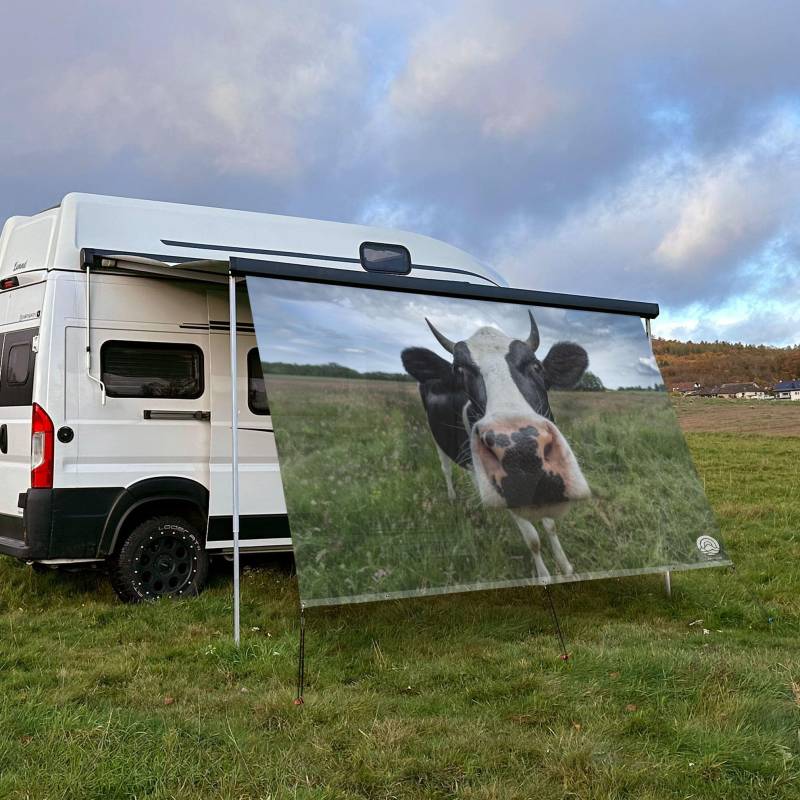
[
  {"xmin": 79, "ymin": 248, "xmax": 659, "ymax": 319},
  {"xmin": 229, "ymin": 257, "xmax": 660, "ymax": 319}
]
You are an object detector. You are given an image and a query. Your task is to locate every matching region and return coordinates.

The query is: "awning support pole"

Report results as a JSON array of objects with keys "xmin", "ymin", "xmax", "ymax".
[{"xmin": 229, "ymin": 274, "xmax": 241, "ymax": 646}]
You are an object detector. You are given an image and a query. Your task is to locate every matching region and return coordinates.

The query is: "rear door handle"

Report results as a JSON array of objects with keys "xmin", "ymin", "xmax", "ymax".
[{"xmin": 0, "ymin": 424, "xmax": 7, "ymax": 455}]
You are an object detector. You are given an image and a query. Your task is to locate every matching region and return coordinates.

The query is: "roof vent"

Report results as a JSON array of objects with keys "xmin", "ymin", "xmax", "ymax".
[{"xmin": 359, "ymin": 242, "xmax": 411, "ymax": 275}]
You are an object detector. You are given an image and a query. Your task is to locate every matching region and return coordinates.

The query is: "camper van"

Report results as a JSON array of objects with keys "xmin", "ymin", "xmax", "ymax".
[{"xmin": 0, "ymin": 193, "xmax": 503, "ymax": 600}]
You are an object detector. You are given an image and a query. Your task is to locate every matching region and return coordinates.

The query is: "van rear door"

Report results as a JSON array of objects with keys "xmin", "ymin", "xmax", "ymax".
[{"xmin": 0, "ymin": 283, "xmax": 44, "ymax": 544}]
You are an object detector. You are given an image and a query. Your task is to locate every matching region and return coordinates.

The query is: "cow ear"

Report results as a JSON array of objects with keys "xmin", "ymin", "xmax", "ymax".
[
  {"xmin": 401, "ymin": 347, "xmax": 452, "ymax": 382},
  {"xmin": 542, "ymin": 342, "xmax": 588, "ymax": 389}
]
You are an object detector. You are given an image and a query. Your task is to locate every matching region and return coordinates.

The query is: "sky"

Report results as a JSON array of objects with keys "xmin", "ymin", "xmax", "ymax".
[
  {"xmin": 249, "ymin": 277, "xmax": 661, "ymax": 389},
  {"xmin": 2, "ymin": 1, "xmax": 799, "ymax": 345}
]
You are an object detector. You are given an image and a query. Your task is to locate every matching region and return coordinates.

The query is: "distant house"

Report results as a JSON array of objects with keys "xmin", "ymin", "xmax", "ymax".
[
  {"xmin": 773, "ymin": 379, "xmax": 800, "ymax": 401},
  {"xmin": 671, "ymin": 381, "xmax": 700, "ymax": 395},
  {"xmin": 699, "ymin": 385, "xmax": 720, "ymax": 398},
  {"xmin": 716, "ymin": 382, "xmax": 767, "ymax": 400}
]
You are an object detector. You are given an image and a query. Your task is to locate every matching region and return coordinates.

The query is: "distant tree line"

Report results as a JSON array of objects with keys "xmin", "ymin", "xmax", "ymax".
[
  {"xmin": 263, "ymin": 362, "xmax": 666, "ymax": 392},
  {"xmin": 574, "ymin": 371, "xmax": 605, "ymax": 391},
  {"xmin": 653, "ymin": 337, "xmax": 800, "ymax": 387},
  {"xmin": 616, "ymin": 384, "xmax": 667, "ymax": 392},
  {"xmin": 263, "ymin": 361, "xmax": 414, "ymax": 382}
]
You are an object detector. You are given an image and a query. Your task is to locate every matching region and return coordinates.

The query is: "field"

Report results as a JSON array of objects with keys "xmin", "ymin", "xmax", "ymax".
[
  {"xmin": 266, "ymin": 377, "xmax": 725, "ymax": 605},
  {"xmin": 1, "ymin": 400, "xmax": 799, "ymax": 799},
  {"xmin": 672, "ymin": 395, "xmax": 800, "ymax": 436}
]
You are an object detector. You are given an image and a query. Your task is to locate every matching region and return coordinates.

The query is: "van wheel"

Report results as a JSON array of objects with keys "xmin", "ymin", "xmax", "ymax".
[{"xmin": 110, "ymin": 516, "xmax": 208, "ymax": 602}]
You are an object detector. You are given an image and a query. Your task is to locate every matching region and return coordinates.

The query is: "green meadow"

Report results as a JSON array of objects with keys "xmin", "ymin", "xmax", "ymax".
[
  {"xmin": 0, "ymin": 400, "xmax": 799, "ymax": 799},
  {"xmin": 266, "ymin": 377, "xmax": 724, "ymax": 604}
]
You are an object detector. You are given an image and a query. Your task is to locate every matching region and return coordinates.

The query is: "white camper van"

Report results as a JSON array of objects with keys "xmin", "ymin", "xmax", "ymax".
[{"xmin": 0, "ymin": 193, "xmax": 503, "ymax": 600}]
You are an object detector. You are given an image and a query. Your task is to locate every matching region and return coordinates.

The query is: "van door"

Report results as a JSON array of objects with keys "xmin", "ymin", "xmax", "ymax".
[
  {"xmin": 0, "ymin": 327, "xmax": 38, "ymax": 541},
  {"xmin": 65, "ymin": 327, "xmax": 213, "ymax": 497},
  {"xmin": 206, "ymin": 289, "xmax": 287, "ymax": 550}
]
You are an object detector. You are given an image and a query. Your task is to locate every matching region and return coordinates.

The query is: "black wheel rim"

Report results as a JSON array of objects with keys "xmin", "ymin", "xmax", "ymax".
[{"xmin": 134, "ymin": 533, "xmax": 195, "ymax": 597}]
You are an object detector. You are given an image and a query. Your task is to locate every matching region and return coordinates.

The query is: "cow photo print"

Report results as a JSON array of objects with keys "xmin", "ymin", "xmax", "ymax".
[{"xmin": 247, "ymin": 276, "xmax": 730, "ymax": 607}]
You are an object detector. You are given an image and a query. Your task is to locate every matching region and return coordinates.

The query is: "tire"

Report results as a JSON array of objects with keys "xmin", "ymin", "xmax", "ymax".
[{"xmin": 109, "ymin": 515, "xmax": 209, "ymax": 602}]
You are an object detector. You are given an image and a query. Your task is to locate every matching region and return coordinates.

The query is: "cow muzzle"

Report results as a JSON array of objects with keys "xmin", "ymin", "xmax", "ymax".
[{"xmin": 472, "ymin": 416, "xmax": 590, "ymax": 512}]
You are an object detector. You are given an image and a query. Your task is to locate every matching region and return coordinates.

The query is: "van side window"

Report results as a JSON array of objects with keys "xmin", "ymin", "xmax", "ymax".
[
  {"xmin": 0, "ymin": 328, "xmax": 37, "ymax": 407},
  {"xmin": 6, "ymin": 343, "xmax": 31, "ymax": 386},
  {"xmin": 101, "ymin": 341, "xmax": 204, "ymax": 399},
  {"xmin": 247, "ymin": 348, "xmax": 269, "ymax": 415}
]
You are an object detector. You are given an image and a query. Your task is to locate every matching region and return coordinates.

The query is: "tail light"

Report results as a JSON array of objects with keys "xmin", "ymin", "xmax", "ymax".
[{"xmin": 31, "ymin": 403, "xmax": 54, "ymax": 489}]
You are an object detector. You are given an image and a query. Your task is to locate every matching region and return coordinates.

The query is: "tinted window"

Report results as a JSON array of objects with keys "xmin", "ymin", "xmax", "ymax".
[
  {"xmin": 6, "ymin": 343, "xmax": 31, "ymax": 386},
  {"xmin": 247, "ymin": 348, "xmax": 269, "ymax": 415},
  {"xmin": 0, "ymin": 328, "xmax": 37, "ymax": 407},
  {"xmin": 359, "ymin": 242, "xmax": 412, "ymax": 275},
  {"xmin": 102, "ymin": 341, "xmax": 204, "ymax": 399}
]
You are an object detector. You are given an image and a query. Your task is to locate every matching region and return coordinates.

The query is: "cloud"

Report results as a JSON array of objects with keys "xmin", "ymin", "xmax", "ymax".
[
  {"xmin": 1, "ymin": 1, "xmax": 799, "ymax": 345},
  {"xmin": 654, "ymin": 113, "xmax": 800, "ymax": 272},
  {"xmin": 249, "ymin": 277, "xmax": 657, "ymax": 388},
  {"xmin": 493, "ymin": 108, "xmax": 800, "ymax": 307},
  {"xmin": 369, "ymin": 1, "xmax": 800, "ymax": 223},
  {"xmin": 1, "ymin": 1, "xmax": 364, "ymax": 180},
  {"xmin": 636, "ymin": 356, "xmax": 661, "ymax": 378},
  {"xmin": 365, "ymin": 1, "xmax": 800, "ymax": 334},
  {"xmin": 388, "ymin": 5, "xmax": 573, "ymax": 141}
]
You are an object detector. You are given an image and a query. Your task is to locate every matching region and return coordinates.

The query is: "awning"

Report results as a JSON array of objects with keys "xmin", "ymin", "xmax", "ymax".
[{"xmin": 239, "ymin": 259, "xmax": 728, "ymax": 609}]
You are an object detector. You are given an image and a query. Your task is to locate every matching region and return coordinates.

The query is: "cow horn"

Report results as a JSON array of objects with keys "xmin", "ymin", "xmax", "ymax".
[
  {"xmin": 526, "ymin": 310, "xmax": 540, "ymax": 351},
  {"xmin": 425, "ymin": 318, "xmax": 456, "ymax": 354}
]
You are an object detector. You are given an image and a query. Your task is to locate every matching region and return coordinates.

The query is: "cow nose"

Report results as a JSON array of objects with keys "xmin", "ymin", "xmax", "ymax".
[{"xmin": 478, "ymin": 419, "xmax": 556, "ymax": 468}]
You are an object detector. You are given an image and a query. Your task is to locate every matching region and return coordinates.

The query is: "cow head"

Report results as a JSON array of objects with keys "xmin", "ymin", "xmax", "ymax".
[{"xmin": 403, "ymin": 311, "xmax": 591, "ymax": 518}]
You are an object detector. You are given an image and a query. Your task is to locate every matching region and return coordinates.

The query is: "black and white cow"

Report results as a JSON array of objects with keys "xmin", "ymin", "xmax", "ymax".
[{"xmin": 401, "ymin": 311, "xmax": 590, "ymax": 579}]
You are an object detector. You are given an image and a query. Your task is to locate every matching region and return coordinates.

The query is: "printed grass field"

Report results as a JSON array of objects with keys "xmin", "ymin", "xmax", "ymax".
[
  {"xmin": 267, "ymin": 377, "xmax": 724, "ymax": 604},
  {"xmin": 0, "ymin": 401, "xmax": 799, "ymax": 799}
]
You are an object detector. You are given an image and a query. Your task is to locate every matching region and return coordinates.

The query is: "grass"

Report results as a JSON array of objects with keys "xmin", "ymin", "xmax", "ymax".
[
  {"xmin": 268, "ymin": 378, "xmax": 725, "ymax": 605},
  {"xmin": 1, "ymin": 405, "xmax": 799, "ymax": 798}
]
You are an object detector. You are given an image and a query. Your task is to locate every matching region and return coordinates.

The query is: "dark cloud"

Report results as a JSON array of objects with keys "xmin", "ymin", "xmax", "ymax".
[{"xmin": 1, "ymin": 1, "xmax": 799, "ymax": 341}]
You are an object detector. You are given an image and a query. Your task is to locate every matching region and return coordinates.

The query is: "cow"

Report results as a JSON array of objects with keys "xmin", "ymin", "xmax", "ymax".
[{"xmin": 401, "ymin": 311, "xmax": 591, "ymax": 580}]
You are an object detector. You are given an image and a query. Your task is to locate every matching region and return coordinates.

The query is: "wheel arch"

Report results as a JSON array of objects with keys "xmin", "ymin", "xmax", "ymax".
[{"xmin": 98, "ymin": 477, "xmax": 209, "ymax": 557}]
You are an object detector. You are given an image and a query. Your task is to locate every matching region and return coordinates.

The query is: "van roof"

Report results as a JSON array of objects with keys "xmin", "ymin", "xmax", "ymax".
[{"xmin": 0, "ymin": 193, "xmax": 504, "ymax": 285}]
